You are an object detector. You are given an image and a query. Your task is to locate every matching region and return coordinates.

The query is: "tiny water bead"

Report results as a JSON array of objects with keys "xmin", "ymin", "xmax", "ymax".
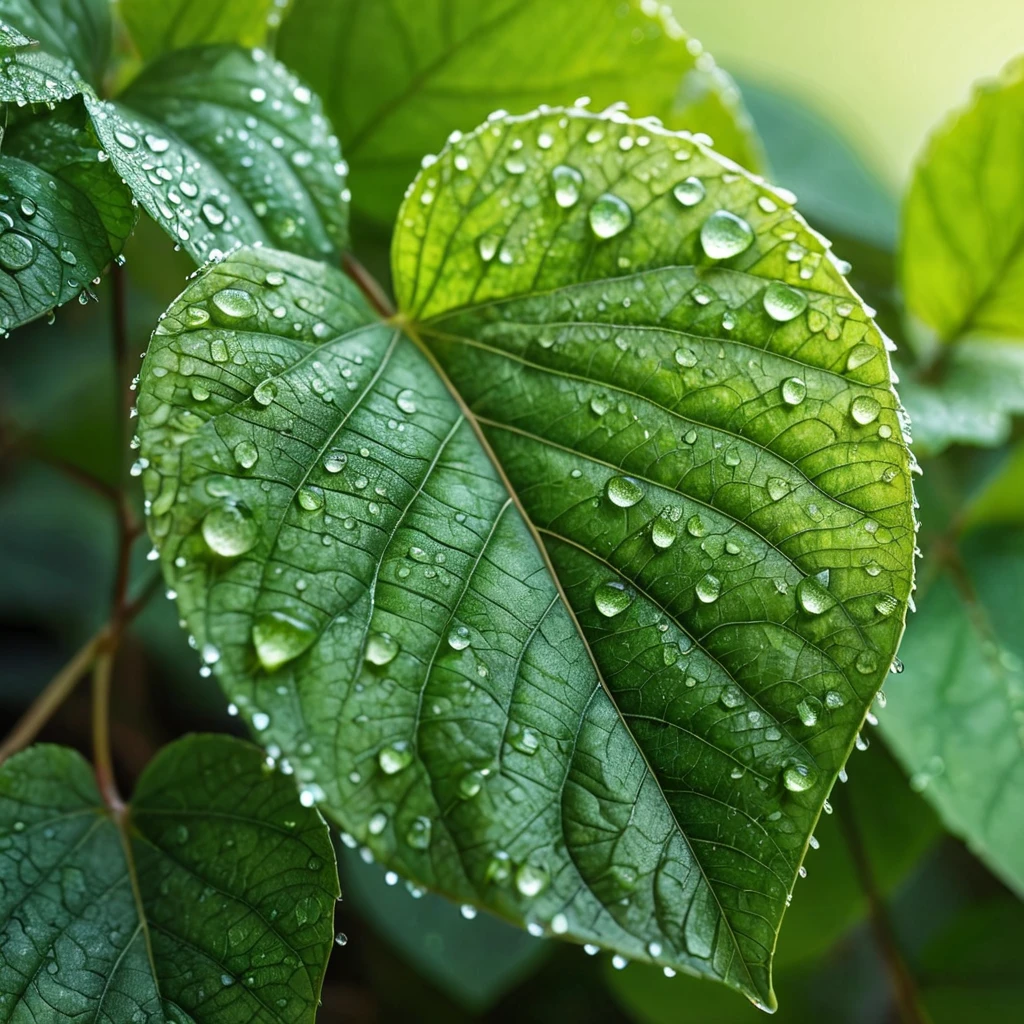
[
  {"xmin": 378, "ymin": 741, "xmax": 413, "ymax": 775},
  {"xmin": 588, "ymin": 193, "xmax": 632, "ymax": 239},
  {"xmin": 782, "ymin": 764, "xmax": 817, "ymax": 792},
  {"xmin": 695, "ymin": 573, "xmax": 721, "ymax": 603},
  {"xmin": 515, "ymin": 863, "xmax": 549, "ymax": 898},
  {"xmin": 0, "ymin": 232, "xmax": 36, "ymax": 271},
  {"xmin": 297, "ymin": 485, "xmax": 325, "ymax": 511},
  {"xmin": 797, "ymin": 575, "xmax": 835, "ymax": 615},
  {"xmin": 406, "ymin": 816, "xmax": 432, "ymax": 849},
  {"xmin": 233, "ymin": 440, "xmax": 259, "ymax": 468},
  {"xmin": 606, "ymin": 475, "xmax": 644, "ymax": 508},
  {"xmin": 699, "ymin": 210, "xmax": 754, "ymax": 260},
  {"xmin": 447, "ymin": 624, "xmax": 471, "ymax": 650},
  {"xmin": 253, "ymin": 378, "xmax": 277, "ymax": 406},
  {"xmin": 202, "ymin": 502, "xmax": 258, "ymax": 557},
  {"xmin": 252, "ymin": 610, "xmax": 317, "ymax": 670},
  {"xmin": 651, "ymin": 516, "xmax": 677, "ymax": 549},
  {"xmin": 762, "ymin": 282, "xmax": 808, "ymax": 322},
  {"xmin": 851, "ymin": 395, "xmax": 881, "ymax": 425},
  {"xmin": 477, "ymin": 234, "xmax": 499, "ymax": 262},
  {"xmin": 594, "ymin": 581, "xmax": 633, "ymax": 617},
  {"xmin": 365, "ymin": 632, "xmax": 399, "ymax": 666},
  {"xmin": 674, "ymin": 347, "xmax": 697, "ymax": 367},
  {"xmin": 551, "ymin": 164, "xmax": 583, "ymax": 208},
  {"xmin": 672, "ymin": 176, "xmax": 706, "ymax": 207},
  {"xmin": 780, "ymin": 377, "xmax": 806, "ymax": 406},
  {"xmin": 458, "ymin": 770, "xmax": 485, "ymax": 799}
]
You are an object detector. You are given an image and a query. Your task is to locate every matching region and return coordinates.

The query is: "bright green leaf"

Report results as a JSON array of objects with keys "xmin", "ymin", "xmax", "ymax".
[
  {"xmin": 0, "ymin": 735, "xmax": 338, "ymax": 1022},
  {"xmin": 0, "ymin": 16, "xmax": 83, "ymax": 104},
  {"xmin": 86, "ymin": 45, "xmax": 347, "ymax": 264},
  {"xmin": 121, "ymin": 0, "xmax": 275, "ymax": 60},
  {"xmin": 0, "ymin": 0, "xmax": 110, "ymax": 85},
  {"xmin": 137, "ymin": 109, "xmax": 916, "ymax": 1009},
  {"xmin": 881, "ymin": 528, "xmax": 1024, "ymax": 897},
  {"xmin": 0, "ymin": 115, "xmax": 135, "ymax": 332},
  {"xmin": 902, "ymin": 56, "xmax": 1024, "ymax": 351},
  {"xmin": 278, "ymin": 0, "xmax": 763, "ymax": 225},
  {"xmin": 962, "ymin": 440, "xmax": 1024, "ymax": 530}
]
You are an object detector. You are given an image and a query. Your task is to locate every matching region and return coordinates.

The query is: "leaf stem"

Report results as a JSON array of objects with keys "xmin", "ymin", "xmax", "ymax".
[
  {"xmin": 0, "ymin": 627, "xmax": 109, "ymax": 764},
  {"xmin": 836, "ymin": 789, "xmax": 933, "ymax": 1024},
  {"xmin": 91, "ymin": 643, "xmax": 124, "ymax": 811},
  {"xmin": 343, "ymin": 252, "xmax": 395, "ymax": 317}
]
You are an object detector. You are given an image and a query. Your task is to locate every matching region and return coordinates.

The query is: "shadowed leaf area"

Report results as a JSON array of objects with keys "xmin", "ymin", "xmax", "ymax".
[{"xmin": 136, "ymin": 107, "xmax": 916, "ymax": 1009}]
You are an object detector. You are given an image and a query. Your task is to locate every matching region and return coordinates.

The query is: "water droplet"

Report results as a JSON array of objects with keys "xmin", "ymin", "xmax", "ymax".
[
  {"xmin": 767, "ymin": 477, "xmax": 790, "ymax": 502},
  {"xmin": 515, "ymin": 863, "xmax": 549, "ymax": 898},
  {"xmin": 700, "ymin": 210, "xmax": 754, "ymax": 259},
  {"xmin": 334, "ymin": 932, "xmax": 348, "ymax": 947},
  {"xmin": 606, "ymin": 475, "xmax": 643, "ymax": 507},
  {"xmin": 458, "ymin": 770, "xmax": 485, "ymax": 799},
  {"xmin": 851, "ymin": 395, "xmax": 881, "ymax": 425},
  {"xmin": 674, "ymin": 347, "xmax": 697, "ymax": 367},
  {"xmin": 230, "ymin": 440, "xmax": 257, "ymax": 469},
  {"xmin": 763, "ymin": 282, "xmax": 808, "ymax": 322},
  {"xmin": 797, "ymin": 576, "xmax": 834, "ymax": 615},
  {"xmin": 447, "ymin": 624, "xmax": 471, "ymax": 650},
  {"xmin": 252, "ymin": 610, "xmax": 316, "ymax": 670},
  {"xmin": 685, "ymin": 513, "xmax": 705, "ymax": 537},
  {"xmin": 651, "ymin": 516, "xmax": 677, "ymax": 549},
  {"xmin": 406, "ymin": 816, "xmax": 431, "ymax": 849},
  {"xmin": 212, "ymin": 288, "xmax": 257, "ymax": 321},
  {"xmin": 612, "ymin": 955, "xmax": 628, "ymax": 970},
  {"xmin": 672, "ymin": 176, "xmax": 705, "ymax": 207},
  {"xmin": 324, "ymin": 450, "xmax": 347, "ymax": 473},
  {"xmin": 365, "ymin": 632, "xmax": 399, "ymax": 666},
  {"xmin": 782, "ymin": 764, "xmax": 817, "ymax": 792},
  {"xmin": 875, "ymin": 595, "xmax": 898, "ymax": 617},
  {"xmin": 477, "ymin": 234, "xmax": 500, "ymax": 262},
  {"xmin": 460, "ymin": 903, "xmax": 478, "ymax": 920},
  {"xmin": 510, "ymin": 725, "xmax": 540, "ymax": 755},
  {"xmin": 249, "ymin": 87, "xmax": 266, "ymax": 103},
  {"xmin": 796, "ymin": 697, "xmax": 821, "ymax": 727},
  {"xmin": 368, "ymin": 812, "xmax": 388, "ymax": 835},
  {"xmin": 695, "ymin": 573, "xmax": 721, "ymax": 603},
  {"xmin": 486, "ymin": 851, "xmax": 512, "ymax": 884},
  {"xmin": 202, "ymin": 502, "xmax": 258, "ymax": 556},
  {"xmin": 855, "ymin": 650, "xmax": 879, "ymax": 674},
  {"xmin": 297, "ymin": 485, "xmax": 325, "ymax": 511},
  {"xmin": 589, "ymin": 193, "xmax": 632, "ymax": 239},
  {"xmin": 551, "ymin": 164, "xmax": 583, "ymax": 208},
  {"xmin": 396, "ymin": 389, "xmax": 417, "ymax": 414},
  {"xmin": 594, "ymin": 580, "xmax": 633, "ymax": 617},
  {"xmin": 780, "ymin": 377, "xmax": 806, "ymax": 406},
  {"xmin": 253, "ymin": 379, "xmax": 277, "ymax": 405},
  {"xmin": 378, "ymin": 741, "xmax": 412, "ymax": 775}
]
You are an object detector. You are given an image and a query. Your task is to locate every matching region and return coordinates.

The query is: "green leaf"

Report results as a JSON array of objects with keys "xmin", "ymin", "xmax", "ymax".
[
  {"xmin": 278, "ymin": 0, "xmax": 763, "ymax": 225},
  {"xmin": 340, "ymin": 848, "xmax": 548, "ymax": 1010},
  {"xmin": 136, "ymin": 109, "xmax": 916, "ymax": 1009},
  {"xmin": 962, "ymin": 440, "xmax": 1024, "ymax": 530},
  {"xmin": 897, "ymin": 341, "xmax": 1024, "ymax": 455},
  {"xmin": 902, "ymin": 56, "xmax": 1024, "ymax": 351},
  {"xmin": 0, "ymin": 0, "xmax": 111, "ymax": 85},
  {"xmin": 881, "ymin": 527, "xmax": 1024, "ymax": 897},
  {"xmin": 0, "ymin": 735, "xmax": 339, "ymax": 1022},
  {"xmin": 0, "ymin": 17, "xmax": 84, "ymax": 104},
  {"xmin": 121, "ymin": 0, "xmax": 275, "ymax": 60},
  {"xmin": 86, "ymin": 44, "xmax": 347, "ymax": 264},
  {"xmin": 0, "ymin": 114, "xmax": 135, "ymax": 332}
]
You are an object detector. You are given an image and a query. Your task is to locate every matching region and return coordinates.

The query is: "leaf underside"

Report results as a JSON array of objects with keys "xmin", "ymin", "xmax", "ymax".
[
  {"xmin": 0, "ymin": 736, "xmax": 338, "ymax": 1023},
  {"xmin": 138, "ymin": 108, "xmax": 916, "ymax": 1008}
]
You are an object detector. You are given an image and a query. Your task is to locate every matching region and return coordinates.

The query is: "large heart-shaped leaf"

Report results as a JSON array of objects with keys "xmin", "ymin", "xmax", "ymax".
[
  {"xmin": 0, "ymin": 114, "xmax": 136, "ymax": 332},
  {"xmin": 278, "ymin": 0, "xmax": 763, "ymax": 225},
  {"xmin": 137, "ymin": 109, "xmax": 915, "ymax": 1008},
  {"xmin": 121, "ymin": 0, "xmax": 276, "ymax": 60},
  {"xmin": 86, "ymin": 45, "xmax": 347, "ymax": 264},
  {"xmin": 0, "ymin": 0, "xmax": 111, "ymax": 85},
  {"xmin": 0, "ymin": 735, "xmax": 339, "ymax": 1022}
]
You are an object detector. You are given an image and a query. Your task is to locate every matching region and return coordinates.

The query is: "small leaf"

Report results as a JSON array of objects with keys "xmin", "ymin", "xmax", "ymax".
[
  {"xmin": 278, "ymin": 0, "xmax": 763, "ymax": 224},
  {"xmin": 0, "ymin": 114, "xmax": 135, "ymax": 332},
  {"xmin": 86, "ymin": 45, "xmax": 348, "ymax": 263},
  {"xmin": 0, "ymin": 735, "xmax": 338, "ymax": 1022},
  {"xmin": 902, "ymin": 56, "xmax": 1024, "ymax": 351},
  {"xmin": 121, "ymin": 0, "xmax": 276, "ymax": 60},
  {"xmin": 0, "ymin": 0, "xmax": 111, "ymax": 85},
  {"xmin": 0, "ymin": 16, "xmax": 84, "ymax": 104},
  {"xmin": 881, "ymin": 528, "xmax": 1024, "ymax": 897},
  {"xmin": 138, "ymin": 108, "xmax": 916, "ymax": 1009}
]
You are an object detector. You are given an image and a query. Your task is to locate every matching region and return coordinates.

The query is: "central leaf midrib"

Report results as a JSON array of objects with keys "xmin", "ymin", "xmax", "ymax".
[{"xmin": 398, "ymin": 320, "xmax": 764, "ymax": 1000}]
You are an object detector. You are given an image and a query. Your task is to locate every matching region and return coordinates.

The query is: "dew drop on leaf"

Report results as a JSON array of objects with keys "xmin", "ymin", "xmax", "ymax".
[
  {"xmin": 447, "ymin": 624, "xmax": 471, "ymax": 650},
  {"xmin": 699, "ymin": 210, "xmax": 753, "ymax": 259},
  {"xmin": 365, "ymin": 632, "xmax": 399, "ymax": 666},
  {"xmin": 780, "ymin": 377, "xmax": 807, "ymax": 406},
  {"xmin": 695, "ymin": 573, "xmax": 721, "ymax": 603},
  {"xmin": 202, "ymin": 502, "xmax": 258, "ymax": 557},
  {"xmin": 606, "ymin": 475, "xmax": 644, "ymax": 507},
  {"xmin": 551, "ymin": 164, "xmax": 583, "ymax": 208},
  {"xmin": 588, "ymin": 193, "xmax": 632, "ymax": 239},
  {"xmin": 763, "ymin": 282, "xmax": 808, "ymax": 322},
  {"xmin": 378, "ymin": 741, "xmax": 412, "ymax": 775},
  {"xmin": 850, "ymin": 395, "xmax": 881, "ymax": 425},
  {"xmin": 211, "ymin": 288, "xmax": 258, "ymax": 322},
  {"xmin": 406, "ymin": 815, "xmax": 431, "ymax": 849},
  {"xmin": 515, "ymin": 863, "xmax": 549, "ymax": 898},
  {"xmin": 672, "ymin": 176, "xmax": 705, "ymax": 207},
  {"xmin": 252, "ymin": 610, "xmax": 317, "ymax": 670},
  {"xmin": 651, "ymin": 516, "xmax": 677, "ymax": 549},
  {"xmin": 233, "ymin": 440, "xmax": 259, "ymax": 469},
  {"xmin": 594, "ymin": 581, "xmax": 633, "ymax": 617},
  {"xmin": 797, "ymin": 576, "xmax": 835, "ymax": 615},
  {"xmin": 782, "ymin": 764, "xmax": 817, "ymax": 792}
]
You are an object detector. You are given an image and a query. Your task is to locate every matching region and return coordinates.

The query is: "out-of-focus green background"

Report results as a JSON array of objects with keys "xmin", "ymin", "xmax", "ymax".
[{"xmin": 2, "ymin": 2, "xmax": 1023, "ymax": 1022}]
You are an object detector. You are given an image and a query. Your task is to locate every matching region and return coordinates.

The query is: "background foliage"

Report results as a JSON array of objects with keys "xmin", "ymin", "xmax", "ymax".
[{"xmin": 0, "ymin": 0, "xmax": 1022, "ymax": 1021}]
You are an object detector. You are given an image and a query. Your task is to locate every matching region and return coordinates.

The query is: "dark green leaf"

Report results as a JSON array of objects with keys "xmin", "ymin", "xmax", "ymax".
[
  {"xmin": 0, "ymin": 735, "xmax": 339, "ymax": 1022},
  {"xmin": 0, "ymin": 0, "xmax": 110, "ymax": 85},
  {"xmin": 86, "ymin": 45, "xmax": 347, "ymax": 264},
  {"xmin": 902, "ymin": 56, "xmax": 1024, "ymax": 352},
  {"xmin": 278, "ymin": 0, "xmax": 763, "ymax": 225},
  {"xmin": 340, "ymin": 848, "xmax": 548, "ymax": 1010},
  {"xmin": 137, "ymin": 109, "xmax": 916, "ymax": 1009},
  {"xmin": 0, "ymin": 115, "xmax": 135, "ymax": 332},
  {"xmin": 121, "ymin": 0, "xmax": 275, "ymax": 60},
  {"xmin": 0, "ymin": 16, "xmax": 83, "ymax": 104},
  {"xmin": 881, "ymin": 528, "xmax": 1024, "ymax": 896}
]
